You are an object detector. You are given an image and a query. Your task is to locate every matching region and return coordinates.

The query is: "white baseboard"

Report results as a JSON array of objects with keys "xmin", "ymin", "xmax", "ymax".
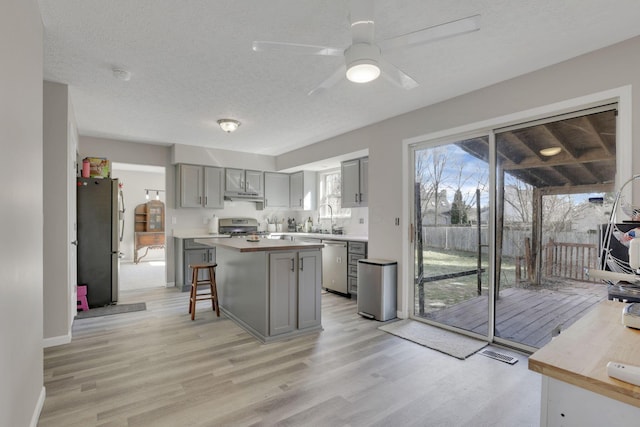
[
  {"xmin": 166, "ymin": 281, "xmax": 175, "ymax": 288},
  {"xmin": 396, "ymin": 310, "xmax": 407, "ymax": 319},
  {"xmin": 30, "ymin": 386, "xmax": 46, "ymax": 427},
  {"xmin": 43, "ymin": 332, "xmax": 71, "ymax": 348}
]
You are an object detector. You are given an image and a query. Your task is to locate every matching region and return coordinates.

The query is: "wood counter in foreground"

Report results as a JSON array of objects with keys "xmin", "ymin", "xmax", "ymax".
[{"xmin": 529, "ymin": 300, "xmax": 640, "ymax": 426}]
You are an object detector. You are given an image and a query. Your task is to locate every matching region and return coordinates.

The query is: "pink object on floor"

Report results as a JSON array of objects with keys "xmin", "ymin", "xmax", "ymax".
[{"xmin": 77, "ymin": 285, "xmax": 89, "ymax": 311}]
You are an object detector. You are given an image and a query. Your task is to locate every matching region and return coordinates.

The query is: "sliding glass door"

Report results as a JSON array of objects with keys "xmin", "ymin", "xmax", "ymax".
[
  {"xmin": 411, "ymin": 105, "xmax": 618, "ymax": 350},
  {"xmin": 493, "ymin": 108, "xmax": 616, "ymax": 349},
  {"xmin": 412, "ymin": 136, "xmax": 491, "ymax": 338}
]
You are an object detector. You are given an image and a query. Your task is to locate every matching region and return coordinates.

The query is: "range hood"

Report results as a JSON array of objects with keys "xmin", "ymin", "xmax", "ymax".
[
  {"xmin": 224, "ymin": 192, "xmax": 264, "ymax": 202},
  {"xmin": 224, "ymin": 192, "xmax": 265, "ymax": 210}
]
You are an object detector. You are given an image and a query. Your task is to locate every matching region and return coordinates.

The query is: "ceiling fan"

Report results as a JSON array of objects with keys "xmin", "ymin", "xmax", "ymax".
[{"xmin": 252, "ymin": 0, "xmax": 480, "ymax": 95}]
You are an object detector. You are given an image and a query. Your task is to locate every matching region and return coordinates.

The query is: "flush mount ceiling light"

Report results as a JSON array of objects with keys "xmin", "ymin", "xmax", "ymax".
[
  {"xmin": 345, "ymin": 42, "xmax": 381, "ymax": 83},
  {"xmin": 112, "ymin": 68, "xmax": 131, "ymax": 81},
  {"xmin": 540, "ymin": 147, "xmax": 562, "ymax": 157},
  {"xmin": 217, "ymin": 119, "xmax": 240, "ymax": 133}
]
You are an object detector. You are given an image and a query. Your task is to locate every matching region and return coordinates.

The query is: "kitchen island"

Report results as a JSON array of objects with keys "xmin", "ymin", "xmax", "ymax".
[
  {"xmin": 195, "ymin": 237, "xmax": 324, "ymax": 343},
  {"xmin": 529, "ymin": 300, "xmax": 640, "ymax": 426}
]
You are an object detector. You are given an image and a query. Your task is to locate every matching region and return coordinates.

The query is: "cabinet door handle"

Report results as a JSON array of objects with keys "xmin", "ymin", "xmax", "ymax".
[
  {"xmin": 291, "ymin": 258, "xmax": 295, "ymax": 272},
  {"xmin": 355, "ymin": 194, "xmax": 358, "ymax": 203},
  {"xmin": 359, "ymin": 193, "xmax": 362, "ymax": 203},
  {"xmin": 300, "ymin": 258, "xmax": 304, "ymax": 271},
  {"xmin": 204, "ymin": 196, "xmax": 208, "ymax": 205},
  {"xmin": 199, "ymin": 196, "xmax": 202, "ymax": 205}
]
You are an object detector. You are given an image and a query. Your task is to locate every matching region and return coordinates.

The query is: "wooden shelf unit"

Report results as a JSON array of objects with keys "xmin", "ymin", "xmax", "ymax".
[{"xmin": 134, "ymin": 201, "xmax": 166, "ymax": 263}]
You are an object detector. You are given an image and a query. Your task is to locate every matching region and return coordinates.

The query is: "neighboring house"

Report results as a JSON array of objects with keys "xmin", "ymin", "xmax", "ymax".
[{"xmin": 420, "ymin": 189, "xmax": 452, "ymax": 225}]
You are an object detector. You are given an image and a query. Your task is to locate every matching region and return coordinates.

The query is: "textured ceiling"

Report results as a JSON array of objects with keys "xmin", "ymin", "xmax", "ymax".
[{"xmin": 38, "ymin": 0, "xmax": 640, "ymax": 156}]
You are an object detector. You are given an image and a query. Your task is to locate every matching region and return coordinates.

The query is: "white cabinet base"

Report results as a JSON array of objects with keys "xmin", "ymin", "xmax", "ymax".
[{"xmin": 540, "ymin": 376, "xmax": 640, "ymax": 427}]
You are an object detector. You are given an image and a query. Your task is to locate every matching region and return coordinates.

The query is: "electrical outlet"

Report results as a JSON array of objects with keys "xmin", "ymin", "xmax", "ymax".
[
  {"xmin": 172, "ymin": 216, "xmax": 177, "ymax": 225},
  {"xmin": 395, "ymin": 217, "xmax": 400, "ymax": 226},
  {"xmin": 359, "ymin": 218, "xmax": 365, "ymax": 224}
]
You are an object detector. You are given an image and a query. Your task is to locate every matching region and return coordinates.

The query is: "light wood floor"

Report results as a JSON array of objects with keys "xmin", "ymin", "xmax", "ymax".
[{"xmin": 39, "ymin": 288, "xmax": 540, "ymax": 426}]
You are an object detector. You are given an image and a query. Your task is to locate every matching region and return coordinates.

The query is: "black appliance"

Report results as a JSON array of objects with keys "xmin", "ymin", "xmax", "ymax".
[{"xmin": 77, "ymin": 178, "xmax": 120, "ymax": 307}]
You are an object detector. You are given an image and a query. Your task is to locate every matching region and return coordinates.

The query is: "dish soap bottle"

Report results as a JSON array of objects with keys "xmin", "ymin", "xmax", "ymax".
[{"xmin": 306, "ymin": 217, "xmax": 313, "ymax": 233}]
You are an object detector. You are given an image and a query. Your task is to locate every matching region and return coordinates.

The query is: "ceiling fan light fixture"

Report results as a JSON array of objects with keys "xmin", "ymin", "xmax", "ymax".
[
  {"xmin": 345, "ymin": 42, "xmax": 381, "ymax": 83},
  {"xmin": 217, "ymin": 119, "xmax": 240, "ymax": 133},
  {"xmin": 346, "ymin": 61, "xmax": 380, "ymax": 83},
  {"xmin": 540, "ymin": 146, "xmax": 562, "ymax": 157}
]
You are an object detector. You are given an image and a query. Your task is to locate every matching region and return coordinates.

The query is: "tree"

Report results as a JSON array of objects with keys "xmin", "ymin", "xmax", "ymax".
[
  {"xmin": 415, "ymin": 147, "xmax": 450, "ymax": 225},
  {"xmin": 450, "ymin": 189, "xmax": 468, "ymax": 224}
]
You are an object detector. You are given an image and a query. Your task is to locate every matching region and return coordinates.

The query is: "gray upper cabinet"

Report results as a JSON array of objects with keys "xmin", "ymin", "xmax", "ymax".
[
  {"xmin": 177, "ymin": 164, "xmax": 224, "ymax": 208},
  {"xmin": 245, "ymin": 170, "xmax": 264, "ymax": 196},
  {"xmin": 225, "ymin": 168, "xmax": 264, "ymax": 197},
  {"xmin": 341, "ymin": 157, "xmax": 368, "ymax": 208},
  {"xmin": 290, "ymin": 171, "xmax": 317, "ymax": 210},
  {"xmin": 264, "ymin": 172, "xmax": 290, "ymax": 208},
  {"xmin": 203, "ymin": 166, "xmax": 224, "ymax": 208}
]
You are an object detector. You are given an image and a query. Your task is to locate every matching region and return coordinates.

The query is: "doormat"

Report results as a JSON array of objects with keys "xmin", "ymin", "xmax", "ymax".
[
  {"xmin": 379, "ymin": 319, "xmax": 487, "ymax": 360},
  {"xmin": 75, "ymin": 303, "xmax": 146, "ymax": 319}
]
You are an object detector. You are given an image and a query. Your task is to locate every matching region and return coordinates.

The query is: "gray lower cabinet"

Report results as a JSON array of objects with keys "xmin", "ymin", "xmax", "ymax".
[
  {"xmin": 269, "ymin": 251, "xmax": 297, "ymax": 335},
  {"xmin": 347, "ymin": 241, "xmax": 367, "ymax": 296},
  {"xmin": 175, "ymin": 238, "xmax": 216, "ymax": 291},
  {"xmin": 298, "ymin": 250, "xmax": 322, "ymax": 329},
  {"xmin": 269, "ymin": 250, "xmax": 321, "ymax": 336}
]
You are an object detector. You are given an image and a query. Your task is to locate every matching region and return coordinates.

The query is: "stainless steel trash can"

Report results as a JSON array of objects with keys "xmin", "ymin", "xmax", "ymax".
[{"xmin": 357, "ymin": 259, "xmax": 397, "ymax": 321}]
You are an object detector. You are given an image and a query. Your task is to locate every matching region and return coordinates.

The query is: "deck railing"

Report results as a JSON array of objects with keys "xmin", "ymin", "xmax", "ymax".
[{"xmin": 516, "ymin": 240, "xmax": 598, "ymax": 283}]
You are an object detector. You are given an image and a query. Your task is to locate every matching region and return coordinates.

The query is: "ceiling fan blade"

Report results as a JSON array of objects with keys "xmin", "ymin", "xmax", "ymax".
[
  {"xmin": 379, "ymin": 57, "xmax": 419, "ymax": 90},
  {"xmin": 377, "ymin": 14, "xmax": 481, "ymax": 52},
  {"xmin": 349, "ymin": 0, "xmax": 375, "ymax": 43},
  {"xmin": 252, "ymin": 41, "xmax": 342, "ymax": 56},
  {"xmin": 307, "ymin": 66, "xmax": 346, "ymax": 96}
]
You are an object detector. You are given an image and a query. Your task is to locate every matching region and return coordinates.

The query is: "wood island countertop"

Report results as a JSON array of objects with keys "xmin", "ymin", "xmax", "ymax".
[
  {"xmin": 529, "ymin": 300, "xmax": 640, "ymax": 408},
  {"xmin": 194, "ymin": 237, "xmax": 323, "ymax": 253}
]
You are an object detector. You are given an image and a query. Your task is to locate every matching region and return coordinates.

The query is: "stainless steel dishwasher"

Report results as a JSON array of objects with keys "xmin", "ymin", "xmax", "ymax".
[{"xmin": 321, "ymin": 240, "xmax": 348, "ymax": 295}]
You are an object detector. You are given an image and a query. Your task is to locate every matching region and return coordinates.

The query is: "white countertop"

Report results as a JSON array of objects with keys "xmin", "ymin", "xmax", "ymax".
[
  {"xmin": 172, "ymin": 229, "xmax": 229, "ymax": 239},
  {"xmin": 194, "ymin": 237, "xmax": 324, "ymax": 253},
  {"xmin": 173, "ymin": 230, "xmax": 368, "ymax": 242},
  {"xmin": 270, "ymin": 232, "xmax": 368, "ymax": 242}
]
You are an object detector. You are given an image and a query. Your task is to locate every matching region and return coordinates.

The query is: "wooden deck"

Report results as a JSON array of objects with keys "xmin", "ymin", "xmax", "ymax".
[{"xmin": 422, "ymin": 281, "xmax": 609, "ymax": 348}]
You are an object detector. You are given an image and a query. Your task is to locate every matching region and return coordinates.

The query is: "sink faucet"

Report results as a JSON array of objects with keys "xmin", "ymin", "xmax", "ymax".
[{"xmin": 318, "ymin": 203, "xmax": 333, "ymax": 234}]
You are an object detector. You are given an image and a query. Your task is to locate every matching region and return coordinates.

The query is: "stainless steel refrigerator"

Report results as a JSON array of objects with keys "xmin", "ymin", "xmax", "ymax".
[{"xmin": 77, "ymin": 177, "xmax": 120, "ymax": 307}]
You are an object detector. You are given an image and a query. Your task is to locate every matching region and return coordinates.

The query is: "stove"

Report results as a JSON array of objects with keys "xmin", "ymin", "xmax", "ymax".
[{"xmin": 218, "ymin": 218, "xmax": 267, "ymax": 237}]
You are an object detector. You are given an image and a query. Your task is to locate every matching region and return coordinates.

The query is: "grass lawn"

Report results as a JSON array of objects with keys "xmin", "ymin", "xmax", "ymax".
[{"xmin": 416, "ymin": 248, "xmax": 517, "ymax": 313}]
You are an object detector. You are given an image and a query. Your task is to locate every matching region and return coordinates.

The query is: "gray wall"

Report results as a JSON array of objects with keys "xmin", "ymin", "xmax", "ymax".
[
  {"xmin": 276, "ymin": 36, "xmax": 640, "ymax": 316},
  {"xmin": 0, "ymin": 0, "xmax": 45, "ymax": 425}
]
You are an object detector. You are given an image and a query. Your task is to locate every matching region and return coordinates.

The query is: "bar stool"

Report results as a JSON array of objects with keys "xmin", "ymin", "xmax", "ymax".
[{"xmin": 188, "ymin": 263, "xmax": 220, "ymax": 320}]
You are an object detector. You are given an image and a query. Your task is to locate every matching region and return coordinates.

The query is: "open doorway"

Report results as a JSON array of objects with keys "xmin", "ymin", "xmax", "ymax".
[{"xmin": 111, "ymin": 162, "xmax": 166, "ymax": 290}]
